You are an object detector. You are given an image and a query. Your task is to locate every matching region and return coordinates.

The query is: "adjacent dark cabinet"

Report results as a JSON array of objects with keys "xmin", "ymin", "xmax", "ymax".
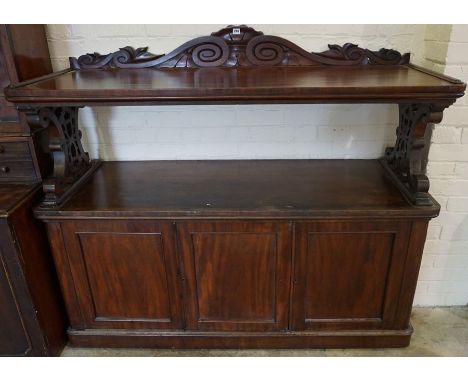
[
  {"xmin": 0, "ymin": 24, "xmax": 51, "ymax": 132},
  {"xmin": 0, "ymin": 216, "xmax": 34, "ymax": 355},
  {"xmin": 0, "ymin": 185, "xmax": 66, "ymax": 356},
  {"xmin": 0, "ymin": 25, "xmax": 66, "ymax": 356},
  {"xmin": 0, "ymin": 24, "xmax": 52, "ymax": 183}
]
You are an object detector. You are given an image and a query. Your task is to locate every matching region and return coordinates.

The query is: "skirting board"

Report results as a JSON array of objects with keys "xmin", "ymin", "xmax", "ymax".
[{"xmin": 68, "ymin": 324, "xmax": 413, "ymax": 349}]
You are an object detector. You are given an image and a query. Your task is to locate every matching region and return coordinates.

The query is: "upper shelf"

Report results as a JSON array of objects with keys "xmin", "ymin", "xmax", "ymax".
[{"xmin": 4, "ymin": 25, "xmax": 466, "ymax": 106}]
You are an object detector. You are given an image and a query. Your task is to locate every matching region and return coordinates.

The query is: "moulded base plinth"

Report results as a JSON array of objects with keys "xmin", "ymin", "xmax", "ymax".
[{"xmin": 68, "ymin": 324, "xmax": 413, "ymax": 349}]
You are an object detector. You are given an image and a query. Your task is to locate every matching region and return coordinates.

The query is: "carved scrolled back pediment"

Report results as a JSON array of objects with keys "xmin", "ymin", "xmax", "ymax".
[{"xmin": 69, "ymin": 25, "xmax": 410, "ymax": 69}]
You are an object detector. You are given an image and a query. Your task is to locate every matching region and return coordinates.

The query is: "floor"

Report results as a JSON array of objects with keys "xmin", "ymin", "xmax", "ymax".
[{"xmin": 61, "ymin": 306, "xmax": 468, "ymax": 356}]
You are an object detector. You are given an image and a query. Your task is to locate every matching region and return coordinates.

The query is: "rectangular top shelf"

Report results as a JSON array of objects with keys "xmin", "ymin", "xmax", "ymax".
[
  {"xmin": 36, "ymin": 159, "xmax": 439, "ymax": 219},
  {"xmin": 5, "ymin": 65, "xmax": 465, "ymax": 106},
  {"xmin": 4, "ymin": 25, "xmax": 466, "ymax": 106}
]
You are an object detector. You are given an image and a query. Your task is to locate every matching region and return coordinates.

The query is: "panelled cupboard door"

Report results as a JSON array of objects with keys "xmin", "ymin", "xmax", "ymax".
[
  {"xmin": 60, "ymin": 221, "xmax": 183, "ymax": 330},
  {"xmin": 0, "ymin": 234, "xmax": 34, "ymax": 355},
  {"xmin": 0, "ymin": 222, "xmax": 47, "ymax": 356},
  {"xmin": 291, "ymin": 221, "xmax": 412, "ymax": 331},
  {"xmin": 177, "ymin": 221, "xmax": 292, "ymax": 331}
]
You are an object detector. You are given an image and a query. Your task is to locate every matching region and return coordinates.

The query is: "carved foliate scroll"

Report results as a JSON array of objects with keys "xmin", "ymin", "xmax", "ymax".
[
  {"xmin": 384, "ymin": 103, "xmax": 449, "ymax": 206},
  {"xmin": 69, "ymin": 25, "xmax": 410, "ymax": 69},
  {"xmin": 22, "ymin": 107, "xmax": 92, "ymax": 207}
]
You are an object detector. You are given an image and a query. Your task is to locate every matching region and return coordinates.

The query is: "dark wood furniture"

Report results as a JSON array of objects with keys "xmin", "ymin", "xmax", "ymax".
[
  {"xmin": 5, "ymin": 25, "xmax": 466, "ymax": 349},
  {"xmin": 0, "ymin": 24, "xmax": 52, "ymax": 181},
  {"xmin": 0, "ymin": 184, "xmax": 66, "ymax": 355},
  {"xmin": 0, "ymin": 24, "xmax": 67, "ymax": 356}
]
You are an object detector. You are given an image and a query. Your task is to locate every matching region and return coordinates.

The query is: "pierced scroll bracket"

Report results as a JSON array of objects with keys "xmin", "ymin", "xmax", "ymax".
[
  {"xmin": 381, "ymin": 103, "xmax": 451, "ymax": 206},
  {"xmin": 19, "ymin": 106, "xmax": 101, "ymax": 208}
]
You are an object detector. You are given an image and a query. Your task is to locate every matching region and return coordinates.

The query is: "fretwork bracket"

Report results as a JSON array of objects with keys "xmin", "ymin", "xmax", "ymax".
[
  {"xmin": 381, "ymin": 102, "xmax": 451, "ymax": 206},
  {"xmin": 19, "ymin": 106, "xmax": 101, "ymax": 208}
]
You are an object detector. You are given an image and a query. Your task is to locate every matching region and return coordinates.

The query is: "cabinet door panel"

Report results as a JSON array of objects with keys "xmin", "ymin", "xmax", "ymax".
[
  {"xmin": 0, "ymin": 222, "xmax": 46, "ymax": 356},
  {"xmin": 0, "ymin": 247, "xmax": 31, "ymax": 355},
  {"xmin": 291, "ymin": 221, "xmax": 411, "ymax": 331},
  {"xmin": 178, "ymin": 221, "xmax": 292, "ymax": 331},
  {"xmin": 61, "ymin": 221, "xmax": 183, "ymax": 330}
]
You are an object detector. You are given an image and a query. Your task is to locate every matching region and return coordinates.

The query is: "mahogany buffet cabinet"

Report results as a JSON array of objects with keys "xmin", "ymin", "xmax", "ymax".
[{"xmin": 5, "ymin": 25, "xmax": 466, "ymax": 349}]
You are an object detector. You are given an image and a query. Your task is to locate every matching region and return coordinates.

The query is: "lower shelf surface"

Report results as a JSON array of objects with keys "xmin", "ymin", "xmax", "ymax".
[{"xmin": 36, "ymin": 159, "xmax": 439, "ymax": 219}]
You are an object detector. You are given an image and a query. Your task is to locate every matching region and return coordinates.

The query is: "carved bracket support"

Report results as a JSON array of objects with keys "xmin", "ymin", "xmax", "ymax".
[
  {"xmin": 382, "ymin": 103, "xmax": 450, "ymax": 206},
  {"xmin": 20, "ymin": 106, "xmax": 100, "ymax": 208}
]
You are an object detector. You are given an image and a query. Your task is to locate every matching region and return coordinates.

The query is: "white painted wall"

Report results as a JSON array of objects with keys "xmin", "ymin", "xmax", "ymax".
[
  {"xmin": 414, "ymin": 25, "xmax": 468, "ymax": 306},
  {"xmin": 45, "ymin": 24, "xmax": 468, "ymax": 306}
]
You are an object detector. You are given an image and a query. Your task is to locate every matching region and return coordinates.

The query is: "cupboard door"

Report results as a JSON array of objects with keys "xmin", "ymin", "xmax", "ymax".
[
  {"xmin": 177, "ymin": 221, "xmax": 292, "ymax": 331},
  {"xmin": 0, "ymin": 222, "xmax": 46, "ymax": 355},
  {"xmin": 0, "ymin": 239, "xmax": 33, "ymax": 355},
  {"xmin": 291, "ymin": 221, "xmax": 411, "ymax": 331},
  {"xmin": 60, "ymin": 221, "xmax": 183, "ymax": 330}
]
